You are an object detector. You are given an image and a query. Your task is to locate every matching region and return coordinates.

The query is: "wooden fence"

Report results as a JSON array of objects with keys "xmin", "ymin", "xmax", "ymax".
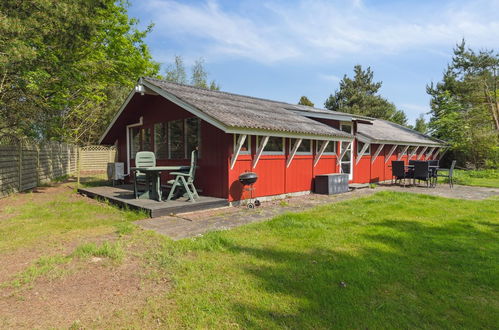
[{"xmin": 0, "ymin": 138, "xmax": 116, "ymax": 198}]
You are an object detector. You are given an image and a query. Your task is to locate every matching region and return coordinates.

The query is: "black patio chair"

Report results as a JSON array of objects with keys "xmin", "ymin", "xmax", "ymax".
[
  {"xmin": 408, "ymin": 160, "xmax": 417, "ymax": 177},
  {"xmin": 428, "ymin": 160, "xmax": 439, "ymax": 183},
  {"xmin": 413, "ymin": 161, "xmax": 432, "ymax": 187},
  {"xmin": 391, "ymin": 161, "xmax": 410, "ymax": 187},
  {"xmin": 436, "ymin": 160, "xmax": 456, "ymax": 188}
]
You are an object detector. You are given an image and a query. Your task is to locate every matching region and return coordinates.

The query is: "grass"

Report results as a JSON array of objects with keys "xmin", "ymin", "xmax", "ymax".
[
  {"xmin": 72, "ymin": 241, "xmax": 125, "ymax": 262},
  {"xmin": 141, "ymin": 191, "xmax": 499, "ymax": 329},
  {"xmin": 6, "ymin": 255, "xmax": 71, "ymax": 288},
  {"xmin": 449, "ymin": 169, "xmax": 499, "ymax": 188},
  {"xmin": 0, "ymin": 189, "xmax": 146, "ymax": 252},
  {"xmin": 3, "ymin": 241, "xmax": 126, "ymax": 289},
  {"xmin": 1, "ymin": 182, "xmax": 498, "ymax": 328}
]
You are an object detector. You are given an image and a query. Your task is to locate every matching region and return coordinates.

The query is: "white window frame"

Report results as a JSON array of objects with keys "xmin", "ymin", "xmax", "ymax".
[
  {"xmin": 233, "ymin": 134, "xmax": 251, "ymax": 155},
  {"xmin": 316, "ymin": 140, "xmax": 336, "ymax": 155},
  {"xmin": 257, "ymin": 136, "xmax": 285, "ymax": 155},
  {"xmin": 357, "ymin": 141, "xmax": 371, "ymax": 156}
]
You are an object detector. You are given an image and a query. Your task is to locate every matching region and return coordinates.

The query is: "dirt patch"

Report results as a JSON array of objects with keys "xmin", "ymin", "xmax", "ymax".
[{"xmin": 0, "ymin": 241, "xmax": 170, "ymax": 329}]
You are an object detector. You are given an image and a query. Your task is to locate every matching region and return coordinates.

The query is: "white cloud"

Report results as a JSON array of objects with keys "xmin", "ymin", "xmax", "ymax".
[
  {"xmin": 319, "ymin": 73, "xmax": 342, "ymax": 82},
  {"xmin": 138, "ymin": 0, "xmax": 499, "ymax": 64}
]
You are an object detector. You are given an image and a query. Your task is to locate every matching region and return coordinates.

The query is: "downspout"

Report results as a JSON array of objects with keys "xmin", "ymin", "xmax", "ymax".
[{"xmin": 125, "ymin": 116, "xmax": 143, "ymax": 176}]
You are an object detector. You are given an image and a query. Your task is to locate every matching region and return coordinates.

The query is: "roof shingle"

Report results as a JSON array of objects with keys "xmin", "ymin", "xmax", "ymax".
[
  {"xmin": 143, "ymin": 77, "xmax": 352, "ymax": 139},
  {"xmin": 357, "ymin": 119, "xmax": 445, "ymax": 146}
]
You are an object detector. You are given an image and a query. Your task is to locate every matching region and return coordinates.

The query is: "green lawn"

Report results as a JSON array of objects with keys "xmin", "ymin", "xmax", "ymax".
[
  {"xmin": 1, "ymin": 187, "xmax": 498, "ymax": 328},
  {"xmin": 146, "ymin": 191, "xmax": 499, "ymax": 329},
  {"xmin": 0, "ymin": 188, "xmax": 145, "ymax": 252},
  {"xmin": 450, "ymin": 169, "xmax": 499, "ymax": 188}
]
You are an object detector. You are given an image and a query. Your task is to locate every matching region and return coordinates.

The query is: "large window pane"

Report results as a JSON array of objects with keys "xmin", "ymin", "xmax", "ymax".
[
  {"xmin": 357, "ymin": 141, "xmax": 370, "ymax": 156},
  {"xmin": 185, "ymin": 118, "xmax": 200, "ymax": 158},
  {"xmin": 142, "ymin": 128, "xmax": 152, "ymax": 151},
  {"xmin": 130, "ymin": 127, "xmax": 140, "ymax": 159},
  {"xmin": 264, "ymin": 137, "xmax": 284, "ymax": 153},
  {"xmin": 341, "ymin": 163, "xmax": 351, "ymax": 174},
  {"xmin": 340, "ymin": 124, "xmax": 352, "ymax": 133},
  {"xmin": 324, "ymin": 141, "xmax": 336, "ymax": 153},
  {"xmin": 169, "ymin": 120, "xmax": 184, "ymax": 159},
  {"xmin": 296, "ymin": 139, "xmax": 311, "ymax": 153},
  {"xmin": 234, "ymin": 134, "xmax": 250, "ymax": 154},
  {"xmin": 317, "ymin": 140, "xmax": 336, "ymax": 154},
  {"xmin": 154, "ymin": 123, "xmax": 168, "ymax": 159}
]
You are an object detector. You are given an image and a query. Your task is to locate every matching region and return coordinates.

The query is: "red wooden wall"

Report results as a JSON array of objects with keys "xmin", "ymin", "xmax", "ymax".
[
  {"xmin": 227, "ymin": 137, "xmax": 340, "ymax": 201},
  {"xmin": 115, "ymin": 95, "xmax": 229, "ymax": 199}
]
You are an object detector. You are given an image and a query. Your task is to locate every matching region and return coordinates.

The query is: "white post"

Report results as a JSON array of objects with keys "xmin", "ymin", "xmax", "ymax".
[
  {"xmin": 230, "ymin": 134, "xmax": 247, "ymax": 170},
  {"xmin": 252, "ymin": 136, "xmax": 269, "ymax": 168},
  {"xmin": 355, "ymin": 142, "xmax": 370, "ymax": 165},
  {"xmin": 417, "ymin": 146, "xmax": 428, "ymax": 160},
  {"xmin": 371, "ymin": 144, "xmax": 385, "ymax": 164},
  {"xmin": 426, "ymin": 147, "xmax": 436, "ymax": 159},
  {"xmin": 397, "ymin": 145, "xmax": 410, "ymax": 161},
  {"xmin": 385, "ymin": 145, "xmax": 398, "ymax": 164},
  {"xmin": 313, "ymin": 140, "xmax": 330, "ymax": 167},
  {"xmin": 408, "ymin": 146, "xmax": 418, "ymax": 160},
  {"xmin": 286, "ymin": 138, "xmax": 302, "ymax": 168}
]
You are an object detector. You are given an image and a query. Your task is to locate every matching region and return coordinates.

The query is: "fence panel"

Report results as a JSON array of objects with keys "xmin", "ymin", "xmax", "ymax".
[
  {"xmin": 0, "ymin": 143, "xmax": 20, "ymax": 198},
  {"xmin": 0, "ymin": 138, "xmax": 115, "ymax": 198}
]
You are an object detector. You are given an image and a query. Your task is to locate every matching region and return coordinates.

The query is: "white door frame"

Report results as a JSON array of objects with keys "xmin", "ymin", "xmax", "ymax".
[{"xmin": 339, "ymin": 122, "xmax": 354, "ymax": 180}]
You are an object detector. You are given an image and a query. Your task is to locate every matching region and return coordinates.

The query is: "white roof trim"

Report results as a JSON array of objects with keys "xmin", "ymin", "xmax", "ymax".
[{"xmin": 356, "ymin": 133, "xmax": 446, "ymax": 147}]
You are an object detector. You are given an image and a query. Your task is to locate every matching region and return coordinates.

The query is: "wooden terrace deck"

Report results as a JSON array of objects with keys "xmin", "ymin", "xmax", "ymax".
[{"xmin": 77, "ymin": 185, "xmax": 229, "ymax": 218}]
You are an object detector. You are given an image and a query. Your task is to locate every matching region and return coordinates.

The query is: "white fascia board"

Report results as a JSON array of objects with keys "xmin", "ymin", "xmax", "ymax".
[
  {"xmin": 225, "ymin": 127, "xmax": 353, "ymax": 141},
  {"xmin": 99, "ymin": 88, "xmax": 137, "ymax": 144},
  {"xmin": 357, "ymin": 134, "xmax": 445, "ymax": 147}
]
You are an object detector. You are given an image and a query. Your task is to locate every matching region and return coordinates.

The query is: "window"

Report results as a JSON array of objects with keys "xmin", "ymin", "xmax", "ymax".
[
  {"xmin": 142, "ymin": 128, "xmax": 152, "ymax": 151},
  {"xmin": 357, "ymin": 141, "xmax": 370, "ymax": 156},
  {"xmin": 259, "ymin": 136, "xmax": 284, "ymax": 154},
  {"xmin": 340, "ymin": 123, "xmax": 352, "ymax": 134},
  {"xmin": 154, "ymin": 123, "xmax": 168, "ymax": 159},
  {"xmin": 130, "ymin": 127, "xmax": 140, "ymax": 159},
  {"xmin": 290, "ymin": 139, "xmax": 311, "ymax": 154},
  {"xmin": 185, "ymin": 118, "xmax": 200, "ymax": 158},
  {"xmin": 233, "ymin": 134, "xmax": 251, "ymax": 154},
  {"xmin": 168, "ymin": 120, "xmax": 184, "ymax": 159},
  {"xmin": 316, "ymin": 140, "xmax": 336, "ymax": 154}
]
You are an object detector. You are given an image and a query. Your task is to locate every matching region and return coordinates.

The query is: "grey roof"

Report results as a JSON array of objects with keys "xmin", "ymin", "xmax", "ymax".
[
  {"xmin": 285, "ymin": 103, "xmax": 374, "ymax": 120},
  {"xmin": 143, "ymin": 77, "xmax": 351, "ymax": 139},
  {"xmin": 357, "ymin": 119, "xmax": 446, "ymax": 146}
]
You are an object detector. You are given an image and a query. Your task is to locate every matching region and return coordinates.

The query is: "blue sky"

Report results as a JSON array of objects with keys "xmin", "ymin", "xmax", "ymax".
[{"xmin": 128, "ymin": 0, "xmax": 499, "ymax": 125}]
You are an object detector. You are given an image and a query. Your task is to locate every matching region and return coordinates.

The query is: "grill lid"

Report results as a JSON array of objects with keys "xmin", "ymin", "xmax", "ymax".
[{"xmin": 239, "ymin": 172, "xmax": 258, "ymax": 185}]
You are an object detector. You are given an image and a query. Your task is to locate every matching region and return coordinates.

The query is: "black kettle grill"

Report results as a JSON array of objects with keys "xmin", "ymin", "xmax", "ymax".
[{"xmin": 239, "ymin": 172, "xmax": 260, "ymax": 208}]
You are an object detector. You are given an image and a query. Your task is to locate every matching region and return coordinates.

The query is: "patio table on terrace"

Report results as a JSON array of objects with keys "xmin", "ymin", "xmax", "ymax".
[{"xmin": 131, "ymin": 166, "xmax": 190, "ymax": 201}]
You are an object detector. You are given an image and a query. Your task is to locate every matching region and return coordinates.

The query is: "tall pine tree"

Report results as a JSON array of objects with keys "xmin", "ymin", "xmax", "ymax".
[{"xmin": 324, "ymin": 65, "xmax": 408, "ymax": 126}]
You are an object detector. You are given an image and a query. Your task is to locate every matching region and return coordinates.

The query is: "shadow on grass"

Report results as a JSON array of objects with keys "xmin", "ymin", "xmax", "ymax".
[{"xmin": 211, "ymin": 218, "xmax": 499, "ymax": 328}]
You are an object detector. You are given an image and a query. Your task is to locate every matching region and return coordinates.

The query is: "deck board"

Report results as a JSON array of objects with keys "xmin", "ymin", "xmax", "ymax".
[{"xmin": 77, "ymin": 185, "xmax": 229, "ymax": 217}]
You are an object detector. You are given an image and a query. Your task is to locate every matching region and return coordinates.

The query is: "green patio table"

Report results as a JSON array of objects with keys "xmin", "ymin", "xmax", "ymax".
[{"xmin": 130, "ymin": 166, "xmax": 190, "ymax": 201}]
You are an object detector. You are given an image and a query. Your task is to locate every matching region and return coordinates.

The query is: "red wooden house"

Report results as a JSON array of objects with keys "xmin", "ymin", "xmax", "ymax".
[{"xmin": 99, "ymin": 77, "xmax": 446, "ymax": 202}]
